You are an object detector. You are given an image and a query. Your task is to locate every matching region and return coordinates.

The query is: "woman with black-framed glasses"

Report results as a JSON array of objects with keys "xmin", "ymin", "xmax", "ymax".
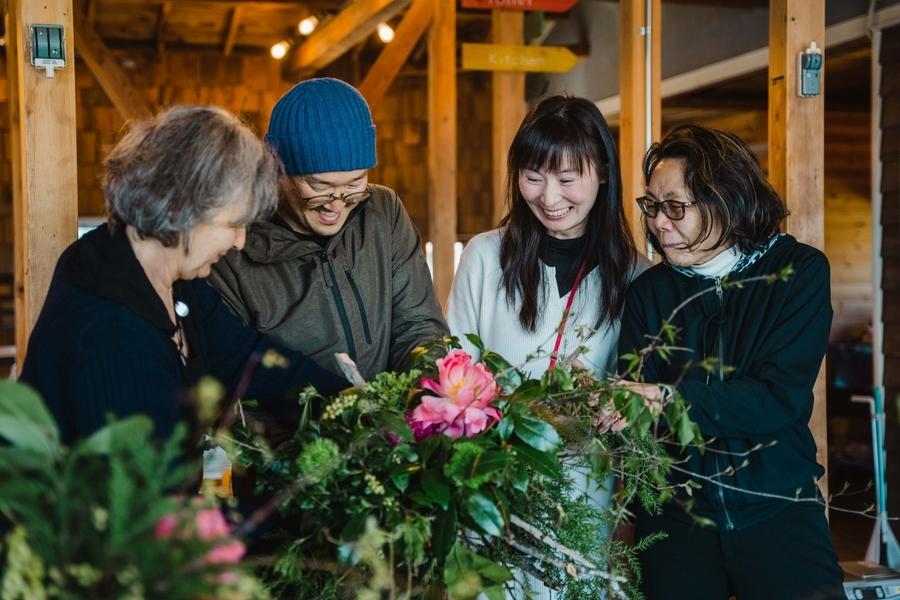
[{"xmin": 618, "ymin": 124, "xmax": 844, "ymax": 599}]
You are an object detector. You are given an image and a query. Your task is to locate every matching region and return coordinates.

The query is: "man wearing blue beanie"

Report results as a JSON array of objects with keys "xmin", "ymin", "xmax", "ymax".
[{"xmin": 210, "ymin": 78, "xmax": 448, "ymax": 383}]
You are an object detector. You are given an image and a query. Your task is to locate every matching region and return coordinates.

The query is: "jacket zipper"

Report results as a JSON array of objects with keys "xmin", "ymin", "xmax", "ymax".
[
  {"xmin": 321, "ymin": 252, "xmax": 357, "ymax": 361},
  {"xmin": 712, "ymin": 276, "xmax": 734, "ymax": 531},
  {"xmin": 345, "ymin": 270, "xmax": 372, "ymax": 344}
]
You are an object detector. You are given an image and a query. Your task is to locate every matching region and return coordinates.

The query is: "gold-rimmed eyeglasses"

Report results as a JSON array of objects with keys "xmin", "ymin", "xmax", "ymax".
[{"xmin": 636, "ymin": 195, "xmax": 695, "ymax": 221}]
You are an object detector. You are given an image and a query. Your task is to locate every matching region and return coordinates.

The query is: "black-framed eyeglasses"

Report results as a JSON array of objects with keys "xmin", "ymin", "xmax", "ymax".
[
  {"xmin": 636, "ymin": 195, "xmax": 695, "ymax": 221},
  {"xmin": 299, "ymin": 190, "xmax": 372, "ymax": 210}
]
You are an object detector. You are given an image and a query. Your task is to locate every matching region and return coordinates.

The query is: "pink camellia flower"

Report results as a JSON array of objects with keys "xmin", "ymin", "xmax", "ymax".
[
  {"xmin": 408, "ymin": 350, "xmax": 501, "ymax": 440},
  {"xmin": 155, "ymin": 513, "xmax": 179, "ymax": 540},
  {"xmin": 195, "ymin": 507, "xmax": 230, "ymax": 541},
  {"xmin": 204, "ymin": 540, "xmax": 246, "ymax": 565}
]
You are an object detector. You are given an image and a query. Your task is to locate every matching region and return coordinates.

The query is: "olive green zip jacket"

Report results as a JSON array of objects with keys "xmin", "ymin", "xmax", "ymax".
[{"xmin": 209, "ymin": 185, "xmax": 448, "ymax": 380}]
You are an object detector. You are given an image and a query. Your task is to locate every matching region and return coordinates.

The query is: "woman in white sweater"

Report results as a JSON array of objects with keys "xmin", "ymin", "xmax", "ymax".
[
  {"xmin": 449, "ymin": 95, "xmax": 639, "ymax": 379},
  {"xmin": 447, "ymin": 95, "xmax": 642, "ymax": 598}
]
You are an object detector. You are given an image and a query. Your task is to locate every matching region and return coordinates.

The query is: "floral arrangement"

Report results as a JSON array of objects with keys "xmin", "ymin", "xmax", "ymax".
[
  {"xmin": 226, "ymin": 335, "xmax": 701, "ymax": 599},
  {"xmin": 0, "ymin": 381, "xmax": 269, "ymax": 600}
]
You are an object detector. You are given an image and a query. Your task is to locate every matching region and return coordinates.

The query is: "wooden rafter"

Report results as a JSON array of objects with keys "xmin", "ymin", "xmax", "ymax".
[
  {"xmin": 223, "ymin": 4, "xmax": 243, "ymax": 55},
  {"xmin": 156, "ymin": 1, "xmax": 171, "ymax": 55},
  {"xmin": 74, "ymin": 14, "xmax": 153, "ymax": 121},
  {"xmin": 285, "ymin": 0, "xmax": 411, "ymax": 79},
  {"xmin": 358, "ymin": 0, "xmax": 433, "ymax": 111}
]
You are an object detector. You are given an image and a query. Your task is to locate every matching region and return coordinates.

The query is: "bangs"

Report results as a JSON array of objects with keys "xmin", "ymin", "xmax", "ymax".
[{"xmin": 515, "ymin": 114, "xmax": 602, "ymax": 175}]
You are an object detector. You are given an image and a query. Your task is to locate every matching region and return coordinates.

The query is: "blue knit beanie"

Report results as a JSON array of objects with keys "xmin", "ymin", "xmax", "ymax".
[{"xmin": 265, "ymin": 78, "xmax": 377, "ymax": 175}]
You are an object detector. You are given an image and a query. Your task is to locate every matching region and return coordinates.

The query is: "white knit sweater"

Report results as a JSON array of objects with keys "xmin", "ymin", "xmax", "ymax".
[
  {"xmin": 448, "ymin": 229, "xmax": 621, "ymax": 379},
  {"xmin": 449, "ymin": 229, "xmax": 643, "ymax": 599}
]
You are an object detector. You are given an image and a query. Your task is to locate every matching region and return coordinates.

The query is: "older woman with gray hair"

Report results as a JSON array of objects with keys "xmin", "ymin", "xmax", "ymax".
[{"xmin": 21, "ymin": 105, "xmax": 347, "ymax": 444}]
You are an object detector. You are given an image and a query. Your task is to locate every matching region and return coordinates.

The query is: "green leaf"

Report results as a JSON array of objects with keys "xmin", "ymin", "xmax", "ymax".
[
  {"xmin": 373, "ymin": 411, "xmax": 413, "ymax": 441},
  {"xmin": 510, "ymin": 463, "xmax": 529, "ymax": 492},
  {"xmin": 431, "ymin": 503, "xmax": 458, "ymax": 559},
  {"xmin": 0, "ymin": 381, "xmax": 59, "ymax": 457},
  {"xmin": 514, "ymin": 416, "xmax": 561, "ymax": 452},
  {"xmin": 409, "ymin": 491, "xmax": 435, "ymax": 508},
  {"xmin": 465, "ymin": 493, "xmax": 504, "ymax": 537},
  {"xmin": 444, "ymin": 542, "xmax": 512, "ymax": 589},
  {"xmin": 470, "ymin": 450, "xmax": 511, "ymax": 481},
  {"xmin": 512, "ymin": 442, "xmax": 561, "ymax": 479},
  {"xmin": 418, "ymin": 435, "xmax": 448, "ymax": 464},
  {"xmin": 77, "ymin": 416, "xmax": 154, "ymax": 455},
  {"xmin": 340, "ymin": 511, "xmax": 371, "ymax": 542},
  {"xmin": 550, "ymin": 366, "xmax": 574, "ymax": 390},
  {"xmin": 464, "ymin": 333, "xmax": 485, "ymax": 352},
  {"xmin": 497, "ymin": 416, "xmax": 513, "ymax": 442},
  {"xmin": 0, "ymin": 447, "xmax": 51, "ymax": 472},
  {"xmin": 482, "ymin": 585, "xmax": 507, "ymax": 600},
  {"xmin": 422, "ymin": 469, "xmax": 451, "ymax": 510},
  {"xmin": 390, "ymin": 471, "xmax": 410, "ymax": 492},
  {"xmin": 508, "ymin": 379, "xmax": 542, "ymax": 403},
  {"xmin": 677, "ymin": 412, "xmax": 695, "ymax": 447}
]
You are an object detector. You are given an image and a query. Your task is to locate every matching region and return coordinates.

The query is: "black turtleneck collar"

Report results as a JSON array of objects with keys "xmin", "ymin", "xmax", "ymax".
[
  {"xmin": 539, "ymin": 232, "xmax": 587, "ymax": 297},
  {"xmin": 59, "ymin": 223, "xmax": 181, "ymax": 335}
]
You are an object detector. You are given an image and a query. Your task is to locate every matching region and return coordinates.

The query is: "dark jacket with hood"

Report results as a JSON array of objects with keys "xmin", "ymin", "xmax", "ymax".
[
  {"xmin": 617, "ymin": 234, "xmax": 832, "ymax": 531},
  {"xmin": 20, "ymin": 224, "xmax": 348, "ymax": 445},
  {"xmin": 209, "ymin": 185, "xmax": 449, "ymax": 380}
]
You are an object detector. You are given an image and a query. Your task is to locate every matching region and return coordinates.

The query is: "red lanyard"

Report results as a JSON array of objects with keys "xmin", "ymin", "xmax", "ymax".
[{"xmin": 548, "ymin": 260, "xmax": 589, "ymax": 371}]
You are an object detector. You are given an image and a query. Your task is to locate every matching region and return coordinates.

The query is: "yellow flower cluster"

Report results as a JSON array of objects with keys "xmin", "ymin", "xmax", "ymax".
[
  {"xmin": 364, "ymin": 473, "xmax": 385, "ymax": 495},
  {"xmin": 321, "ymin": 394, "xmax": 358, "ymax": 420}
]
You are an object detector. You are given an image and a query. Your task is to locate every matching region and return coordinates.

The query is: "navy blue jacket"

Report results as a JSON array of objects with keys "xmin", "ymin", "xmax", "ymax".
[
  {"xmin": 618, "ymin": 235, "xmax": 831, "ymax": 531},
  {"xmin": 20, "ymin": 224, "xmax": 348, "ymax": 445}
]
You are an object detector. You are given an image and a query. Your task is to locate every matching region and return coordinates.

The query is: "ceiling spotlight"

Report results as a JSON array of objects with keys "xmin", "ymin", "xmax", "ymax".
[
  {"xmin": 377, "ymin": 22, "xmax": 394, "ymax": 43},
  {"xmin": 270, "ymin": 40, "xmax": 290, "ymax": 60},
  {"xmin": 298, "ymin": 16, "xmax": 319, "ymax": 36}
]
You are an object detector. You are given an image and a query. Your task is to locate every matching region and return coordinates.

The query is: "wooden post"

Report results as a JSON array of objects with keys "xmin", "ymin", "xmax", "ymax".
[
  {"xmin": 618, "ymin": 0, "xmax": 660, "ymax": 256},
  {"xmin": 768, "ymin": 0, "xmax": 828, "ymax": 494},
  {"xmin": 491, "ymin": 11, "xmax": 525, "ymax": 227},
  {"xmin": 7, "ymin": 0, "xmax": 79, "ymax": 365},
  {"xmin": 427, "ymin": 0, "xmax": 456, "ymax": 309}
]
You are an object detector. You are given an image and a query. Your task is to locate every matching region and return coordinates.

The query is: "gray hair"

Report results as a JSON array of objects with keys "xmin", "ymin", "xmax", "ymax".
[{"xmin": 103, "ymin": 105, "xmax": 278, "ymax": 247}]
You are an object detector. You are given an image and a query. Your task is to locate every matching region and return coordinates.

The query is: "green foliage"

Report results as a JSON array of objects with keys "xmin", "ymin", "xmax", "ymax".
[{"xmin": 0, "ymin": 381, "xmax": 266, "ymax": 599}]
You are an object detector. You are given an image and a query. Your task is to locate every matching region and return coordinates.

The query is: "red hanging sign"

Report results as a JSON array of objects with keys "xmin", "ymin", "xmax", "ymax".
[{"xmin": 460, "ymin": 0, "xmax": 577, "ymax": 13}]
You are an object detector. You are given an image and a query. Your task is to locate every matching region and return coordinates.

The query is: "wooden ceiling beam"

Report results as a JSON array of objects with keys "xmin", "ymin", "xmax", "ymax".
[
  {"xmin": 223, "ymin": 4, "xmax": 244, "ymax": 56},
  {"xmin": 74, "ymin": 14, "xmax": 153, "ymax": 121},
  {"xmin": 358, "ymin": 0, "xmax": 433, "ymax": 111},
  {"xmin": 284, "ymin": 0, "xmax": 411, "ymax": 79}
]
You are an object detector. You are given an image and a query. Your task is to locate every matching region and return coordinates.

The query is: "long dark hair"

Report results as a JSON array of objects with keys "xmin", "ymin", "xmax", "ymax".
[
  {"xmin": 499, "ymin": 95, "xmax": 637, "ymax": 332},
  {"xmin": 642, "ymin": 124, "xmax": 788, "ymax": 257}
]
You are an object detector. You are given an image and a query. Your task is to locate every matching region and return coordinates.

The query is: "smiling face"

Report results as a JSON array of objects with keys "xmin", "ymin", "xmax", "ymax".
[
  {"xmin": 279, "ymin": 169, "xmax": 368, "ymax": 237},
  {"xmin": 645, "ymin": 158, "xmax": 727, "ymax": 267},
  {"xmin": 518, "ymin": 159, "xmax": 602, "ymax": 239},
  {"xmin": 179, "ymin": 199, "xmax": 249, "ymax": 279}
]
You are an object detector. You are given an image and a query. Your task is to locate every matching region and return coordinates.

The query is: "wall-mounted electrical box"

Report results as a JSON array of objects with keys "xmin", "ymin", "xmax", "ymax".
[
  {"xmin": 798, "ymin": 41, "xmax": 823, "ymax": 97},
  {"xmin": 30, "ymin": 24, "xmax": 66, "ymax": 78}
]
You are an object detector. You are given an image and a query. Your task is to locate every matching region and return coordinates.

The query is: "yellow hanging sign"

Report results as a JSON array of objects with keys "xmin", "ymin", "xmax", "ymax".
[{"xmin": 461, "ymin": 43, "xmax": 581, "ymax": 73}]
